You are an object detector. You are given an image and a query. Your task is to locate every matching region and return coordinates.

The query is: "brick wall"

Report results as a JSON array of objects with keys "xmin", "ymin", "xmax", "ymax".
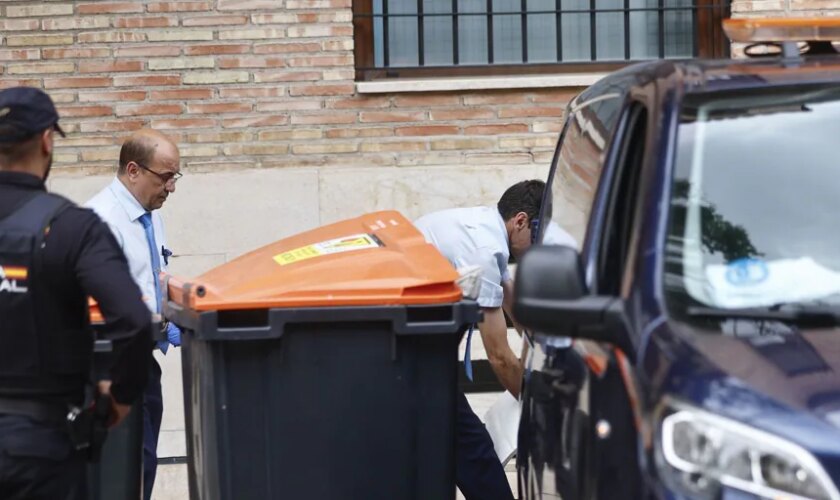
[
  {"xmin": 732, "ymin": 0, "xmax": 840, "ymax": 16},
  {"xmin": 0, "ymin": 1, "xmax": 577, "ymax": 173},
  {"xmin": 3, "ymin": 2, "xmax": 837, "ymax": 172}
]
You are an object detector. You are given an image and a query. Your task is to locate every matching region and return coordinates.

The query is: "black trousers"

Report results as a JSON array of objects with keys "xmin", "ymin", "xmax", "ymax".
[
  {"xmin": 143, "ymin": 358, "xmax": 163, "ymax": 500},
  {"xmin": 0, "ymin": 414, "xmax": 87, "ymax": 500},
  {"xmin": 456, "ymin": 392, "xmax": 516, "ymax": 500}
]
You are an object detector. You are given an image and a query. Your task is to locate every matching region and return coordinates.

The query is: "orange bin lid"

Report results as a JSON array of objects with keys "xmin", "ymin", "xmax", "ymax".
[{"xmin": 165, "ymin": 211, "xmax": 463, "ymax": 311}]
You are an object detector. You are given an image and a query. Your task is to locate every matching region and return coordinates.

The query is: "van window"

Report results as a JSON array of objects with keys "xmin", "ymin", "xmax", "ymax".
[
  {"xmin": 539, "ymin": 94, "xmax": 623, "ymax": 246},
  {"xmin": 665, "ymin": 85, "xmax": 840, "ymax": 312}
]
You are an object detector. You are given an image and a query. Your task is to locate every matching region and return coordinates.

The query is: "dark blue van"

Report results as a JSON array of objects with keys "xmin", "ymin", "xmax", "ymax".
[{"xmin": 514, "ymin": 21, "xmax": 840, "ymax": 500}]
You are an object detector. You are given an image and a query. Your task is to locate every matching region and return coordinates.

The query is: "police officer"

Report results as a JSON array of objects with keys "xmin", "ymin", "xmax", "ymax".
[{"xmin": 0, "ymin": 87, "xmax": 152, "ymax": 499}]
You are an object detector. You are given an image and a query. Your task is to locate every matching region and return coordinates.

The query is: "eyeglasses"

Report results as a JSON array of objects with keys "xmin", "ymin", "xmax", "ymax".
[
  {"xmin": 530, "ymin": 218, "xmax": 541, "ymax": 244},
  {"xmin": 135, "ymin": 162, "xmax": 182, "ymax": 185}
]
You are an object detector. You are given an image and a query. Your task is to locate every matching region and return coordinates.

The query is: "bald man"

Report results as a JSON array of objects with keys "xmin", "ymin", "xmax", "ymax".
[{"xmin": 86, "ymin": 129, "xmax": 182, "ymax": 500}]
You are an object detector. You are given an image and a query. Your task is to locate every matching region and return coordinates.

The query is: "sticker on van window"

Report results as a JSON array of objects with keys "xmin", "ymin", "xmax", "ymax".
[
  {"xmin": 273, "ymin": 234, "xmax": 382, "ymax": 266},
  {"xmin": 724, "ymin": 257, "xmax": 769, "ymax": 286},
  {"xmin": 705, "ymin": 256, "xmax": 840, "ymax": 309}
]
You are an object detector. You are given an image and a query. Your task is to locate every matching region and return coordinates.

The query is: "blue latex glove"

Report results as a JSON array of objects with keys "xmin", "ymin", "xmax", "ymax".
[
  {"xmin": 157, "ymin": 323, "xmax": 182, "ymax": 354},
  {"xmin": 167, "ymin": 322, "xmax": 182, "ymax": 347}
]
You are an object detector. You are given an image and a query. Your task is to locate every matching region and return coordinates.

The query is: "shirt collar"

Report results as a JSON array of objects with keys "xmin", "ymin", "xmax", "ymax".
[
  {"xmin": 108, "ymin": 177, "xmax": 147, "ymax": 222},
  {"xmin": 0, "ymin": 171, "xmax": 46, "ymax": 191},
  {"xmin": 493, "ymin": 208, "xmax": 510, "ymax": 247}
]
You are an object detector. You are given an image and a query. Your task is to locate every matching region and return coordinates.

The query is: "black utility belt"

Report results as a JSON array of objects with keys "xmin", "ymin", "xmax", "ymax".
[
  {"xmin": 0, "ymin": 395, "xmax": 110, "ymax": 462},
  {"xmin": 0, "ymin": 397, "xmax": 68, "ymax": 425}
]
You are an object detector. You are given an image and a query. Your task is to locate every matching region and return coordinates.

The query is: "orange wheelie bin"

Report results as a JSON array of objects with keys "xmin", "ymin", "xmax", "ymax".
[{"xmin": 163, "ymin": 211, "xmax": 480, "ymax": 500}]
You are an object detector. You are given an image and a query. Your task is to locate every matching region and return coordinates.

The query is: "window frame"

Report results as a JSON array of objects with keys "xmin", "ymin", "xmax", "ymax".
[
  {"xmin": 352, "ymin": 0, "xmax": 731, "ymax": 81},
  {"xmin": 593, "ymin": 102, "xmax": 648, "ymax": 296}
]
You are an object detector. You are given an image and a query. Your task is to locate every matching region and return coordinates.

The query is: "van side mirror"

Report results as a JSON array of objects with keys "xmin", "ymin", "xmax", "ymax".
[{"xmin": 513, "ymin": 245, "xmax": 633, "ymax": 357}]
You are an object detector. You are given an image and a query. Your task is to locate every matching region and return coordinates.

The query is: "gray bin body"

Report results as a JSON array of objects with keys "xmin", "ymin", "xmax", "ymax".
[{"xmin": 174, "ymin": 302, "xmax": 480, "ymax": 500}]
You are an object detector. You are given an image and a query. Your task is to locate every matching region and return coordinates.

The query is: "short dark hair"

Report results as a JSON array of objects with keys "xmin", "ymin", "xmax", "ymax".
[
  {"xmin": 0, "ymin": 131, "xmax": 41, "ymax": 170},
  {"xmin": 118, "ymin": 135, "xmax": 157, "ymax": 175},
  {"xmin": 497, "ymin": 179, "xmax": 545, "ymax": 222}
]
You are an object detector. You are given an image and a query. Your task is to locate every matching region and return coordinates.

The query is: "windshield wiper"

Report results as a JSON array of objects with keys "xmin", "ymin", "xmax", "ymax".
[{"xmin": 686, "ymin": 304, "xmax": 840, "ymax": 327}]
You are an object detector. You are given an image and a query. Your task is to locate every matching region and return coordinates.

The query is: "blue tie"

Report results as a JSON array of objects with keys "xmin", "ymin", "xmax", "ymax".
[
  {"xmin": 138, "ymin": 213, "xmax": 168, "ymax": 353},
  {"xmin": 464, "ymin": 324, "xmax": 475, "ymax": 381}
]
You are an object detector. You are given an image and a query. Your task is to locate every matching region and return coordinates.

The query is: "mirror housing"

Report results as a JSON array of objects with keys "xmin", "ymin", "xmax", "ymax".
[{"xmin": 514, "ymin": 245, "xmax": 633, "ymax": 356}]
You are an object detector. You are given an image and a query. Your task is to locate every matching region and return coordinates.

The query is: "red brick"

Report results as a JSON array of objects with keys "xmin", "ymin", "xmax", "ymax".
[
  {"xmin": 151, "ymin": 118, "xmax": 216, "ymax": 129},
  {"xmin": 327, "ymin": 97, "xmax": 390, "ymax": 109},
  {"xmin": 395, "ymin": 95, "xmax": 460, "ymax": 107},
  {"xmin": 116, "ymin": 104, "xmax": 182, "ymax": 117},
  {"xmin": 532, "ymin": 121, "xmax": 564, "ymax": 133},
  {"xmin": 0, "ymin": 19, "xmax": 40, "ymax": 31},
  {"xmin": 294, "ymin": 12, "xmax": 350, "ymax": 23},
  {"xmin": 286, "ymin": 25, "xmax": 353, "ymax": 38},
  {"xmin": 151, "ymin": 89, "xmax": 214, "ymax": 100},
  {"xmin": 289, "ymin": 84, "xmax": 354, "ymax": 96},
  {"xmin": 222, "ymin": 115, "xmax": 289, "ymax": 128},
  {"xmin": 78, "ymin": 2, "xmax": 143, "ymax": 14},
  {"xmin": 396, "ymin": 125, "xmax": 460, "ymax": 136},
  {"xmin": 218, "ymin": 0, "xmax": 278, "ymax": 9},
  {"xmin": 464, "ymin": 124, "xmax": 529, "ymax": 135},
  {"xmin": 463, "ymin": 93, "xmax": 527, "ymax": 105},
  {"xmin": 254, "ymin": 43, "xmax": 321, "ymax": 54},
  {"xmin": 147, "ymin": 2, "xmax": 212, "ymax": 12},
  {"xmin": 0, "ymin": 79, "xmax": 41, "ymax": 89},
  {"xmin": 114, "ymin": 46, "xmax": 181, "ymax": 57},
  {"xmin": 219, "ymin": 87, "xmax": 285, "ymax": 98},
  {"xmin": 360, "ymin": 111, "xmax": 426, "ymax": 123},
  {"xmin": 360, "ymin": 141, "xmax": 426, "ymax": 153},
  {"xmin": 78, "ymin": 32, "xmax": 146, "ymax": 44},
  {"xmin": 114, "ymin": 75, "xmax": 181, "ymax": 87},
  {"xmin": 0, "ymin": 49, "xmax": 41, "ymax": 61},
  {"xmin": 43, "ymin": 48, "xmax": 110, "ymax": 59},
  {"xmin": 529, "ymin": 90, "xmax": 579, "ymax": 103},
  {"xmin": 79, "ymin": 90, "xmax": 146, "ymax": 102},
  {"xmin": 325, "ymin": 127, "xmax": 392, "ymax": 138},
  {"xmin": 498, "ymin": 106, "xmax": 564, "ymax": 118},
  {"xmin": 115, "ymin": 17, "xmax": 178, "ymax": 28},
  {"xmin": 286, "ymin": 55, "xmax": 353, "ymax": 67},
  {"xmin": 57, "ymin": 106, "xmax": 113, "ymax": 118},
  {"xmin": 44, "ymin": 77, "xmax": 112, "ymax": 89},
  {"xmin": 59, "ymin": 136, "xmax": 120, "ymax": 147},
  {"xmin": 188, "ymin": 103, "xmax": 252, "ymax": 114},
  {"xmin": 429, "ymin": 109, "xmax": 496, "ymax": 120},
  {"xmin": 42, "ymin": 18, "xmax": 111, "ymax": 30},
  {"xmin": 256, "ymin": 101, "xmax": 322, "ymax": 112},
  {"xmin": 322, "ymin": 40, "xmax": 354, "ymax": 52},
  {"xmin": 286, "ymin": 0, "xmax": 350, "ymax": 8},
  {"xmin": 79, "ymin": 61, "xmax": 143, "ymax": 73},
  {"xmin": 219, "ymin": 57, "xmax": 287, "ymax": 69},
  {"xmin": 254, "ymin": 71, "xmax": 321, "ymax": 83},
  {"xmin": 290, "ymin": 113, "xmax": 354, "ymax": 125},
  {"xmin": 185, "ymin": 44, "xmax": 250, "ymax": 56},
  {"xmin": 79, "ymin": 120, "xmax": 145, "ymax": 133},
  {"xmin": 183, "ymin": 16, "xmax": 249, "ymax": 26}
]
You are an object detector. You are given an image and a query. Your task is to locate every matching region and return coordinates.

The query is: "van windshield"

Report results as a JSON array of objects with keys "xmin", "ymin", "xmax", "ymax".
[{"xmin": 665, "ymin": 85, "xmax": 840, "ymax": 313}]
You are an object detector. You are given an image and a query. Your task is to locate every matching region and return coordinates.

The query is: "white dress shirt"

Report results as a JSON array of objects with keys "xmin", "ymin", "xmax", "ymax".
[
  {"xmin": 414, "ymin": 206, "xmax": 511, "ymax": 308},
  {"xmin": 86, "ymin": 178, "xmax": 170, "ymax": 317}
]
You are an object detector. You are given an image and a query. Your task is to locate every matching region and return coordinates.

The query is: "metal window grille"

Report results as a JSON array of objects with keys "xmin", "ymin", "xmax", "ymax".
[{"xmin": 354, "ymin": 0, "xmax": 731, "ymax": 72}]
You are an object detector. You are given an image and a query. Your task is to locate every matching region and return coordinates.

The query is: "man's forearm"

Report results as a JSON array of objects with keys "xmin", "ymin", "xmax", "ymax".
[{"xmin": 478, "ymin": 307, "xmax": 523, "ymax": 398}]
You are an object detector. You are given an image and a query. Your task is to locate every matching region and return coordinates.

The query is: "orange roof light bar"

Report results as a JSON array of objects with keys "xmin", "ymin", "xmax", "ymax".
[{"xmin": 723, "ymin": 17, "xmax": 840, "ymax": 43}]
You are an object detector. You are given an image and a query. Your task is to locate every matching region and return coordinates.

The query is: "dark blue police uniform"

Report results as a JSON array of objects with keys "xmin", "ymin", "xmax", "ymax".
[{"xmin": 0, "ymin": 87, "xmax": 151, "ymax": 500}]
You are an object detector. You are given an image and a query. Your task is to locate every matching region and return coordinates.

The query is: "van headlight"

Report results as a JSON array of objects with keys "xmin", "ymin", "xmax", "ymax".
[{"xmin": 657, "ymin": 401, "xmax": 840, "ymax": 500}]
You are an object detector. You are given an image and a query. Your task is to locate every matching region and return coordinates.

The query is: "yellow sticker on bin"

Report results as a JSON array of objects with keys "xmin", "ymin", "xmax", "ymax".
[{"xmin": 273, "ymin": 233, "xmax": 381, "ymax": 266}]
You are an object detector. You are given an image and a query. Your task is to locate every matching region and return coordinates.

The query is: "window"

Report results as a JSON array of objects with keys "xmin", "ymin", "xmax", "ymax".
[
  {"xmin": 595, "ymin": 104, "xmax": 646, "ymax": 296},
  {"xmin": 353, "ymin": 0, "xmax": 730, "ymax": 79},
  {"xmin": 664, "ymin": 85, "xmax": 840, "ymax": 314},
  {"xmin": 538, "ymin": 86, "xmax": 624, "ymax": 249}
]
